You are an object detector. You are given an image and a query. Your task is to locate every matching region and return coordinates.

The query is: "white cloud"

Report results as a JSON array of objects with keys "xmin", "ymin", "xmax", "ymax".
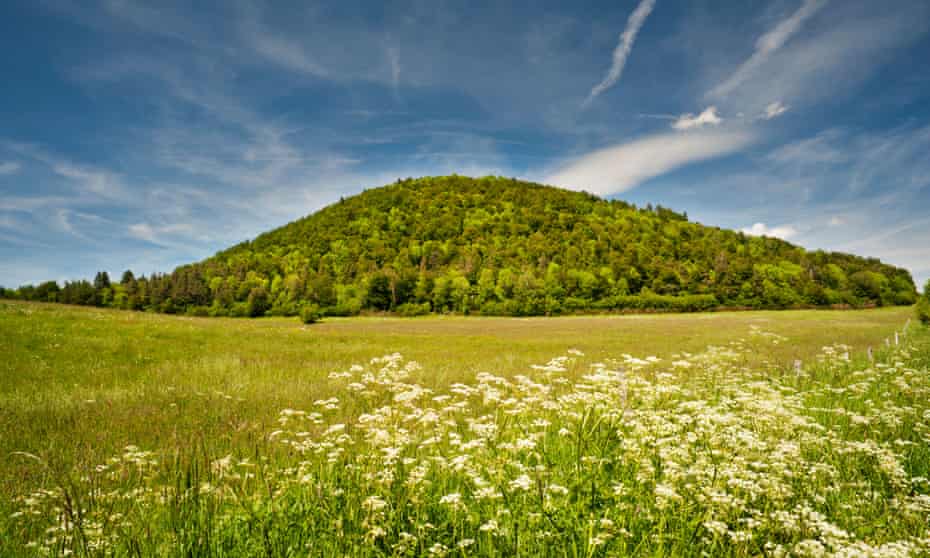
[
  {"xmin": 0, "ymin": 161, "xmax": 21, "ymax": 175},
  {"xmin": 671, "ymin": 106, "xmax": 722, "ymax": 130},
  {"xmin": 741, "ymin": 222, "xmax": 799, "ymax": 240},
  {"xmin": 709, "ymin": 0, "xmax": 829, "ymax": 99},
  {"xmin": 51, "ymin": 161, "xmax": 125, "ymax": 198},
  {"xmin": 582, "ymin": 0, "xmax": 656, "ymax": 108},
  {"xmin": 128, "ymin": 222, "xmax": 197, "ymax": 245},
  {"xmin": 828, "ymin": 215, "xmax": 845, "ymax": 226},
  {"xmin": 128, "ymin": 223, "xmax": 155, "ymax": 242},
  {"xmin": 767, "ymin": 130, "xmax": 847, "ymax": 165},
  {"xmin": 761, "ymin": 101, "xmax": 790, "ymax": 120},
  {"xmin": 246, "ymin": 26, "xmax": 329, "ymax": 77},
  {"xmin": 53, "ymin": 209, "xmax": 109, "ymax": 242},
  {"xmin": 544, "ymin": 129, "xmax": 754, "ymax": 196},
  {"xmin": 5, "ymin": 142, "xmax": 129, "ymax": 200},
  {"xmin": 387, "ymin": 45, "xmax": 401, "ymax": 95}
]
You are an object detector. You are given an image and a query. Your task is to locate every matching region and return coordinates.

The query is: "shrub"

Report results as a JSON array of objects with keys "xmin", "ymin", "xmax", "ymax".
[
  {"xmin": 300, "ymin": 304, "xmax": 323, "ymax": 324},
  {"xmin": 185, "ymin": 305, "xmax": 210, "ymax": 317},
  {"xmin": 917, "ymin": 299, "xmax": 930, "ymax": 325},
  {"xmin": 268, "ymin": 300, "xmax": 299, "ymax": 317},
  {"xmin": 607, "ymin": 293, "xmax": 719, "ymax": 312},
  {"xmin": 322, "ymin": 301, "xmax": 361, "ymax": 317},
  {"xmin": 208, "ymin": 301, "xmax": 228, "ymax": 317},
  {"xmin": 918, "ymin": 281, "xmax": 930, "ymax": 325},
  {"xmin": 228, "ymin": 302, "xmax": 250, "ymax": 318},
  {"xmin": 395, "ymin": 302, "xmax": 431, "ymax": 317},
  {"xmin": 246, "ymin": 287, "xmax": 270, "ymax": 317},
  {"xmin": 895, "ymin": 289, "xmax": 917, "ymax": 306},
  {"xmin": 159, "ymin": 298, "xmax": 178, "ymax": 314},
  {"xmin": 479, "ymin": 299, "xmax": 521, "ymax": 316},
  {"xmin": 562, "ymin": 297, "xmax": 589, "ymax": 313}
]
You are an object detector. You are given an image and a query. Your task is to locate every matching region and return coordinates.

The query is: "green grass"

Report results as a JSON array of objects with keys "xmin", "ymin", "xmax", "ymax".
[{"xmin": 1, "ymin": 301, "xmax": 925, "ymax": 556}]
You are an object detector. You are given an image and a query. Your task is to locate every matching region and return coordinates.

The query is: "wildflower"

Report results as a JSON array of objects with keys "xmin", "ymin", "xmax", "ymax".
[
  {"xmin": 509, "ymin": 474, "xmax": 533, "ymax": 492},
  {"xmin": 363, "ymin": 496, "xmax": 387, "ymax": 512},
  {"xmin": 366, "ymin": 526, "xmax": 386, "ymax": 539},
  {"xmin": 479, "ymin": 519, "xmax": 499, "ymax": 533},
  {"xmin": 439, "ymin": 493, "xmax": 462, "ymax": 507},
  {"xmin": 428, "ymin": 542, "xmax": 449, "ymax": 557}
]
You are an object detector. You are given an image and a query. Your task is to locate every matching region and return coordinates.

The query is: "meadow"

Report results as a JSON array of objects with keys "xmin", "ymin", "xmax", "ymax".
[{"xmin": 1, "ymin": 301, "xmax": 928, "ymax": 556}]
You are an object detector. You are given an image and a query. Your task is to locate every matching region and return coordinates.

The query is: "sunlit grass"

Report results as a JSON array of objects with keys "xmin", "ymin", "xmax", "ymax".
[{"xmin": 1, "ymin": 301, "xmax": 924, "ymax": 556}]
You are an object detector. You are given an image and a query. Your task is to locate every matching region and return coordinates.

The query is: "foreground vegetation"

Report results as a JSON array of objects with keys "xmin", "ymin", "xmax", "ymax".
[
  {"xmin": 1, "ymin": 177, "xmax": 917, "ymax": 317},
  {"xmin": 2, "ymin": 302, "xmax": 926, "ymax": 556}
]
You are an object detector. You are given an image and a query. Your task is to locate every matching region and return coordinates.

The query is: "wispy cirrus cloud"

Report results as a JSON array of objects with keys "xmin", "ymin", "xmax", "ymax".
[
  {"xmin": 582, "ymin": 0, "xmax": 657, "ymax": 108},
  {"xmin": 708, "ymin": 0, "xmax": 829, "ymax": 99},
  {"xmin": 760, "ymin": 101, "xmax": 790, "ymax": 120},
  {"xmin": 128, "ymin": 222, "xmax": 200, "ymax": 245},
  {"xmin": 3, "ymin": 141, "xmax": 129, "ymax": 201},
  {"xmin": 545, "ymin": 129, "xmax": 754, "ymax": 196},
  {"xmin": 386, "ymin": 44, "xmax": 401, "ymax": 98},
  {"xmin": 246, "ymin": 28, "xmax": 329, "ymax": 77},
  {"xmin": 672, "ymin": 106, "xmax": 722, "ymax": 130},
  {"xmin": 681, "ymin": 123, "xmax": 930, "ymax": 287},
  {"xmin": 50, "ymin": 161, "xmax": 127, "ymax": 199},
  {"xmin": 0, "ymin": 161, "xmax": 20, "ymax": 175}
]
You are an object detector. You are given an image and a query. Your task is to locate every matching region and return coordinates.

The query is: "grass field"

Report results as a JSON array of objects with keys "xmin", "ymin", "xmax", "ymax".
[{"xmin": 1, "ymin": 301, "xmax": 927, "ymax": 556}]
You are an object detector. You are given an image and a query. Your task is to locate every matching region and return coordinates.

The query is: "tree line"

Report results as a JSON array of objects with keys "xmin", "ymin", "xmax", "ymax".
[{"xmin": 1, "ymin": 176, "xmax": 918, "ymax": 318}]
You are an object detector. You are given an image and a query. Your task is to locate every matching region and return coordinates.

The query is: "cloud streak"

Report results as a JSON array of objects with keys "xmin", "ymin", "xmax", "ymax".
[
  {"xmin": 761, "ymin": 101, "xmax": 790, "ymax": 120},
  {"xmin": 709, "ymin": 0, "xmax": 828, "ymax": 99},
  {"xmin": 672, "ymin": 106, "xmax": 722, "ymax": 130},
  {"xmin": 387, "ymin": 45, "xmax": 401, "ymax": 97},
  {"xmin": 582, "ymin": 0, "xmax": 656, "ymax": 108},
  {"xmin": 545, "ymin": 129, "xmax": 754, "ymax": 196},
  {"xmin": 0, "ymin": 161, "xmax": 21, "ymax": 175}
]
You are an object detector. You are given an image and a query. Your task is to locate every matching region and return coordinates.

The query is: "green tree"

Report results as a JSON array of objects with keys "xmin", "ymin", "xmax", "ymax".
[
  {"xmin": 15, "ymin": 176, "xmax": 918, "ymax": 317},
  {"xmin": 917, "ymin": 280, "xmax": 930, "ymax": 325},
  {"xmin": 34, "ymin": 281, "xmax": 60, "ymax": 302},
  {"xmin": 247, "ymin": 287, "xmax": 270, "ymax": 317},
  {"xmin": 365, "ymin": 273, "xmax": 393, "ymax": 311},
  {"xmin": 93, "ymin": 271, "xmax": 111, "ymax": 291}
]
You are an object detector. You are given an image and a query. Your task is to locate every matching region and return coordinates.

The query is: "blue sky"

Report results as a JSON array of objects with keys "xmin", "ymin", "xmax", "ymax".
[{"xmin": 2, "ymin": 0, "xmax": 930, "ymax": 289}]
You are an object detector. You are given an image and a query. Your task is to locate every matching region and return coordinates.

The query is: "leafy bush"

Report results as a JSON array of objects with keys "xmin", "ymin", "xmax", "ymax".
[
  {"xmin": 299, "ymin": 304, "xmax": 322, "ymax": 324},
  {"xmin": 395, "ymin": 302, "xmax": 431, "ymax": 317},
  {"xmin": 608, "ymin": 293, "xmax": 719, "ymax": 312},
  {"xmin": 246, "ymin": 287, "xmax": 270, "ymax": 317},
  {"xmin": 185, "ymin": 306, "xmax": 210, "ymax": 317},
  {"xmin": 322, "ymin": 301, "xmax": 362, "ymax": 317},
  {"xmin": 208, "ymin": 301, "xmax": 228, "ymax": 317},
  {"xmin": 228, "ymin": 302, "xmax": 250, "ymax": 318},
  {"xmin": 562, "ymin": 297, "xmax": 589, "ymax": 313},
  {"xmin": 918, "ymin": 281, "xmax": 930, "ymax": 325},
  {"xmin": 917, "ymin": 299, "xmax": 930, "ymax": 325}
]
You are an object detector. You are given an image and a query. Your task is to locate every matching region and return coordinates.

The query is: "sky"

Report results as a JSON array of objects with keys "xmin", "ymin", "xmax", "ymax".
[{"xmin": 2, "ymin": 0, "xmax": 930, "ymax": 289}]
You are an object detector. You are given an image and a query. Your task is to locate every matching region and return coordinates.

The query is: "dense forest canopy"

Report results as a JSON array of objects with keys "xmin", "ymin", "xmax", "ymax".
[{"xmin": 2, "ymin": 176, "xmax": 918, "ymax": 317}]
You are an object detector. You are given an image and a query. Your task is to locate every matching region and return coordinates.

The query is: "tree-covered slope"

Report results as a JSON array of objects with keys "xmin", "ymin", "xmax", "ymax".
[{"xmin": 4, "ymin": 176, "xmax": 918, "ymax": 316}]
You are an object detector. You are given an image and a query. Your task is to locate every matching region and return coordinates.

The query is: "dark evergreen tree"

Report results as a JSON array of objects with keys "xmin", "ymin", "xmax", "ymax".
[{"xmin": 93, "ymin": 271, "xmax": 111, "ymax": 291}]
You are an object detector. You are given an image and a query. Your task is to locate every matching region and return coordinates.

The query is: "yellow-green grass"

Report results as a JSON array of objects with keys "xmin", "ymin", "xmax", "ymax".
[
  {"xmin": 0, "ymin": 301, "xmax": 916, "ymax": 555},
  {"xmin": 1, "ymin": 301, "xmax": 910, "ymax": 468}
]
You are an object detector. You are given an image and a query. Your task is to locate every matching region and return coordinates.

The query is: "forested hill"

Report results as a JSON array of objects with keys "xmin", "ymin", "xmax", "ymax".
[{"xmin": 4, "ymin": 176, "xmax": 917, "ymax": 317}]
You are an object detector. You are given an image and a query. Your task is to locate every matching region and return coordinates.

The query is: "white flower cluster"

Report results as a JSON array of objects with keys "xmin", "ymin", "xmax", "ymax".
[{"xmin": 13, "ymin": 328, "xmax": 930, "ymax": 556}]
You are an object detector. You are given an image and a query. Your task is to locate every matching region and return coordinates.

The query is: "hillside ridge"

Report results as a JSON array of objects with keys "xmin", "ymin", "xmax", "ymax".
[{"xmin": 2, "ymin": 175, "xmax": 918, "ymax": 316}]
